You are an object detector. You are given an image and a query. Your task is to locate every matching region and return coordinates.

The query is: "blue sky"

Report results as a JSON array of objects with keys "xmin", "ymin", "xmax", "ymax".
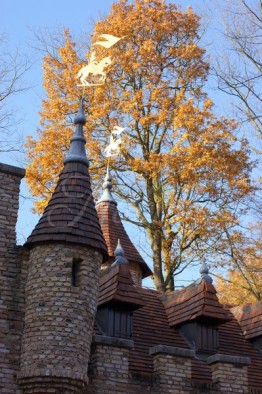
[
  {"xmin": 1, "ymin": 1, "xmax": 116, "ymax": 242},
  {"xmin": 1, "ymin": 0, "xmax": 226, "ymax": 287}
]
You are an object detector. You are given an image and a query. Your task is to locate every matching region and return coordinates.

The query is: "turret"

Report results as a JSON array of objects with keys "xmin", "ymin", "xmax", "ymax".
[
  {"xmin": 96, "ymin": 166, "xmax": 152, "ymax": 286},
  {"xmin": 18, "ymin": 99, "xmax": 108, "ymax": 392}
]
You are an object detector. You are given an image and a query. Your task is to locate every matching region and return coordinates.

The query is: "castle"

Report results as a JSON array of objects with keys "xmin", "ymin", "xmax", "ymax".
[{"xmin": 0, "ymin": 100, "xmax": 262, "ymax": 393}]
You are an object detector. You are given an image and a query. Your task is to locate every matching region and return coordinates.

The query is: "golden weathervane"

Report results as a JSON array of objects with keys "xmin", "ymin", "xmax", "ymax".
[{"xmin": 76, "ymin": 34, "xmax": 123, "ymax": 87}]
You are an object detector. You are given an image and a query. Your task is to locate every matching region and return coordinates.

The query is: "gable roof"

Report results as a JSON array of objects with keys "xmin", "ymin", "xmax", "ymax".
[
  {"xmin": 161, "ymin": 279, "xmax": 232, "ymax": 327},
  {"xmin": 230, "ymin": 300, "xmax": 262, "ymax": 339},
  {"xmin": 191, "ymin": 309, "xmax": 262, "ymax": 388}
]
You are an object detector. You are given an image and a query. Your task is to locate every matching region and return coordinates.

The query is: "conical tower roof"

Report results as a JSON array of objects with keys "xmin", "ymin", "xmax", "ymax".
[
  {"xmin": 25, "ymin": 99, "xmax": 108, "ymax": 261},
  {"xmin": 96, "ymin": 167, "xmax": 152, "ymax": 278}
]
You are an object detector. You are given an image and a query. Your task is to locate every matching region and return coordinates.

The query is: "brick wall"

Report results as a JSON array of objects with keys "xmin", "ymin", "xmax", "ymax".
[
  {"xmin": 207, "ymin": 354, "xmax": 250, "ymax": 393},
  {"xmin": 18, "ymin": 243, "xmax": 103, "ymax": 392},
  {"xmin": 149, "ymin": 345, "xmax": 194, "ymax": 394},
  {"xmin": 87, "ymin": 335, "xmax": 154, "ymax": 394},
  {"xmin": 87, "ymin": 336, "xmax": 132, "ymax": 394},
  {"xmin": 0, "ymin": 163, "xmax": 25, "ymax": 247},
  {"xmin": 0, "ymin": 163, "xmax": 25, "ymax": 393}
]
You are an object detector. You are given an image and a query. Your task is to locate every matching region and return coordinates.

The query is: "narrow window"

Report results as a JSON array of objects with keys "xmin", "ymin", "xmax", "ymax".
[
  {"xmin": 196, "ymin": 323, "xmax": 219, "ymax": 354},
  {"xmin": 178, "ymin": 320, "xmax": 219, "ymax": 360},
  {"xmin": 72, "ymin": 258, "xmax": 82, "ymax": 287},
  {"xmin": 96, "ymin": 306, "xmax": 133, "ymax": 339}
]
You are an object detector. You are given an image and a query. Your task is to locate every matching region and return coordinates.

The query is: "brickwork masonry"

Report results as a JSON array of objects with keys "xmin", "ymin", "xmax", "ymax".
[
  {"xmin": 0, "ymin": 166, "xmax": 25, "ymax": 394},
  {"xmin": 87, "ymin": 336, "xmax": 133, "ymax": 394},
  {"xmin": 18, "ymin": 243, "xmax": 103, "ymax": 393},
  {"xmin": 207, "ymin": 354, "xmax": 250, "ymax": 393}
]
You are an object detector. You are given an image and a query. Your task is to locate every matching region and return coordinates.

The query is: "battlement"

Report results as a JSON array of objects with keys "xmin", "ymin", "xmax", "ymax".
[{"xmin": 0, "ymin": 162, "xmax": 25, "ymax": 248}]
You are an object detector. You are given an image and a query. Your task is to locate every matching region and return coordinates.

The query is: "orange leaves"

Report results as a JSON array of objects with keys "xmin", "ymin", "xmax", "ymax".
[
  {"xmin": 216, "ymin": 254, "xmax": 262, "ymax": 305},
  {"xmin": 215, "ymin": 221, "xmax": 262, "ymax": 304},
  {"xmin": 24, "ymin": 0, "xmax": 255, "ymax": 292}
]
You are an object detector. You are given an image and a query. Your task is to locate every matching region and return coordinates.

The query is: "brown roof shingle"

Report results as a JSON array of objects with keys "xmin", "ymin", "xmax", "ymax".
[
  {"xmin": 94, "ymin": 282, "xmax": 262, "ymax": 390},
  {"xmin": 219, "ymin": 308, "xmax": 262, "ymax": 391},
  {"xmin": 25, "ymin": 162, "xmax": 108, "ymax": 260},
  {"xmin": 98, "ymin": 264, "xmax": 145, "ymax": 309},
  {"xmin": 161, "ymin": 279, "xmax": 232, "ymax": 327},
  {"xmin": 96, "ymin": 201, "xmax": 152, "ymax": 278},
  {"xmin": 130, "ymin": 288, "xmax": 188, "ymax": 375},
  {"xmin": 231, "ymin": 300, "xmax": 262, "ymax": 339},
  {"xmin": 132, "ymin": 290, "xmax": 262, "ymax": 390}
]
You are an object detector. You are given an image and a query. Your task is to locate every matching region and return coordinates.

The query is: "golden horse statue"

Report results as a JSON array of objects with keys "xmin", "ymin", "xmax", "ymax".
[{"xmin": 77, "ymin": 56, "xmax": 112, "ymax": 86}]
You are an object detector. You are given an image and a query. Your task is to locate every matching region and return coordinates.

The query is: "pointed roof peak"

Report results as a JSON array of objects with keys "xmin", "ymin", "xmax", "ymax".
[
  {"xmin": 96, "ymin": 186, "xmax": 153, "ymax": 279},
  {"xmin": 98, "ymin": 262, "xmax": 145, "ymax": 309},
  {"xmin": 64, "ymin": 98, "xmax": 89, "ymax": 166},
  {"xmin": 200, "ymin": 261, "xmax": 213, "ymax": 283},
  {"xmin": 162, "ymin": 273, "xmax": 232, "ymax": 327},
  {"xmin": 25, "ymin": 97, "xmax": 108, "ymax": 260},
  {"xmin": 111, "ymin": 239, "xmax": 129, "ymax": 267},
  {"xmin": 96, "ymin": 164, "xmax": 117, "ymax": 205},
  {"xmin": 74, "ymin": 97, "xmax": 86, "ymax": 125}
]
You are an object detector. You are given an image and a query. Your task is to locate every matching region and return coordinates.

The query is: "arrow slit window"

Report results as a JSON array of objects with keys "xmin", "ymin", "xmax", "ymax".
[{"xmin": 72, "ymin": 258, "xmax": 82, "ymax": 287}]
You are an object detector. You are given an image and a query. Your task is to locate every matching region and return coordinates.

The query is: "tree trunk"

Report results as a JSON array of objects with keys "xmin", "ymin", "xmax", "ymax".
[
  {"xmin": 165, "ymin": 271, "xmax": 174, "ymax": 292},
  {"xmin": 149, "ymin": 229, "xmax": 165, "ymax": 292}
]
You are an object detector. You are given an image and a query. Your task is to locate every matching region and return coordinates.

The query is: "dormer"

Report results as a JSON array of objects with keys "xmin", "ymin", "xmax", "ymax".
[
  {"xmin": 161, "ymin": 263, "xmax": 232, "ymax": 359},
  {"xmin": 95, "ymin": 241, "xmax": 145, "ymax": 339}
]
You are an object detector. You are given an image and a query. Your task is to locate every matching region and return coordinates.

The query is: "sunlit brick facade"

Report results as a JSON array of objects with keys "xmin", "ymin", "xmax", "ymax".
[{"xmin": 1, "ymin": 103, "xmax": 262, "ymax": 393}]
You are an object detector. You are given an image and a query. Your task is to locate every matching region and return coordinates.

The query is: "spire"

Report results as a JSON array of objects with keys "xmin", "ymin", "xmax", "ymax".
[
  {"xmin": 200, "ymin": 261, "xmax": 213, "ymax": 283},
  {"xmin": 96, "ymin": 164, "xmax": 116, "ymax": 205},
  {"xmin": 111, "ymin": 239, "xmax": 129, "ymax": 267},
  {"xmin": 25, "ymin": 98, "xmax": 108, "ymax": 261},
  {"xmin": 64, "ymin": 98, "xmax": 89, "ymax": 166},
  {"xmin": 96, "ymin": 166, "xmax": 153, "ymax": 279}
]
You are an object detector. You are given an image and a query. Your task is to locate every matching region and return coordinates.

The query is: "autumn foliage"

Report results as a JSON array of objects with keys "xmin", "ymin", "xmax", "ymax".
[
  {"xmin": 216, "ymin": 222, "xmax": 262, "ymax": 305},
  {"xmin": 26, "ymin": 0, "xmax": 253, "ymax": 292}
]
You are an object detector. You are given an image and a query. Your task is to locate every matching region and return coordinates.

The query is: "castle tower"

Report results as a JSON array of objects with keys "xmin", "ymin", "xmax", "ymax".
[
  {"xmin": 96, "ymin": 166, "xmax": 152, "ymax": 286},
  {"xmin": 18, "ymin": 100, "xmax": 108, "ymax": 393}
]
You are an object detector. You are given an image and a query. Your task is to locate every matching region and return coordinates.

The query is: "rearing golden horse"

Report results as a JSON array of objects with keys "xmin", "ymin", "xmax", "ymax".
[{"xmin": 77, "ymin": 56, "xmax": 112, "ymax": 86}]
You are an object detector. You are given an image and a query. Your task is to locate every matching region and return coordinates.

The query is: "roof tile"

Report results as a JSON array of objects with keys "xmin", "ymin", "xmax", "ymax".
[
  {"xmin": 25, "ymin": 162, "xmax": 108, "ymax": 260},
  {"xmin": 98, "ymin": 264, "xmax": 145, "ymax": 309},
  {"xmin": 231, "ymin": 300, "xmax": 262, "ymax": 339},
  {"xmin": 96, "ymin": 201, "xmax": 152, "ymax": 278},
  {"xmin": 161, "ymin": 279, "xmax": 232, "ymax": 327}
]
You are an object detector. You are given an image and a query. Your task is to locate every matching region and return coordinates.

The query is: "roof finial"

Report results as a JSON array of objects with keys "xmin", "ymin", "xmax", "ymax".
[
  {"xmin": 96, "ymin": 163, "xmax": 117, "ymax": 205},
  {"xmin": 64, "ymin": 97, "xmax": 89, "ymax": 166},
  {"xmin": 111, "ymin": 239, "xmax": 129, "ymax": 268},
  {"xmin": 200, "ymin": 261, "xmax": 213, "ymax": 283}
]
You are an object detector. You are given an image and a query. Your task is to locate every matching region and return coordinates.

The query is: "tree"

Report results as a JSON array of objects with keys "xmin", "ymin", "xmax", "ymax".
[
  {"xmin": 0, "ymin": 33, "xmax": 30, "ymax": 152},
  {"xmin": 215, "ymin": 222, "xmax": 262, "ymax": 305},
  {"xmin": 211, "ymin": 0, "xmax": 262, "ymax": 302},
  {"xmin": 214, "ymin": 0, "xmax": 262, "ymax": 140},
  {"xmin": 26, "ymin": 0, "xmax": 253, "ymax": 292}
]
